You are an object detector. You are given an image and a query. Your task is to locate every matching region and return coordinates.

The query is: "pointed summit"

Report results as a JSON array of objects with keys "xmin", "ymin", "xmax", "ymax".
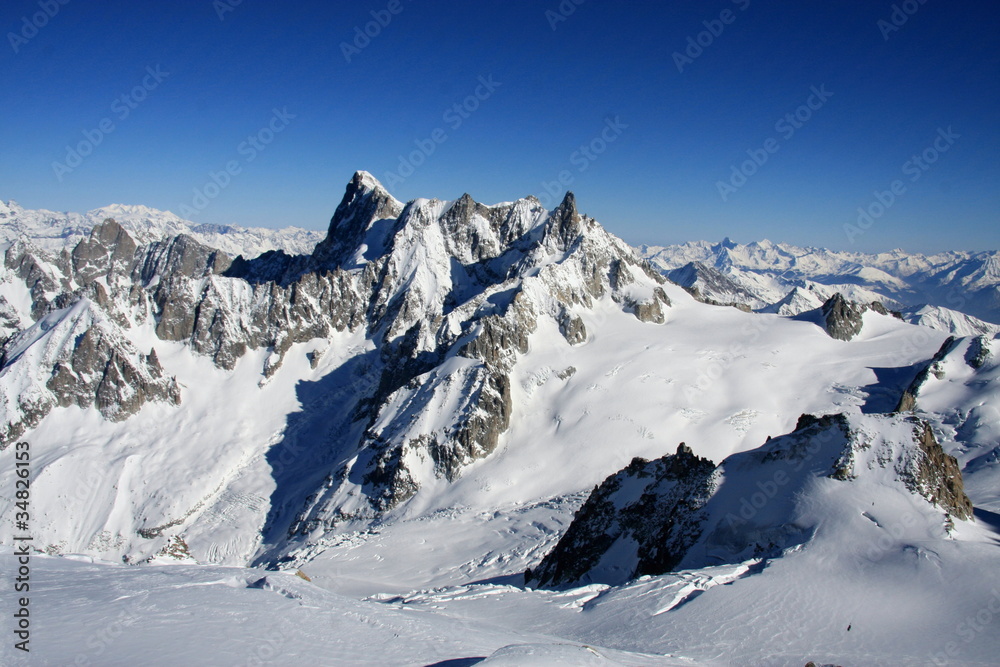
[
  {"xmin": 352, "ymin": 170, "xmax": 389, "ymax": 193},
  {"xmin": 548, "ymin": 191, "xmax": 582, "ymax": 248},
  {"xmin": 312, "ymin": 172, "xmax": 404, "ymax": 268}
]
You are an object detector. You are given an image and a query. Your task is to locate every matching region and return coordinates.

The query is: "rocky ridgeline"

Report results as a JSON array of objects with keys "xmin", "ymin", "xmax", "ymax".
[
  {"xmin": 0, "ymin": 298, "xmax": 180, "ymax": 447},
  {"xmin": 895, "ymin": 334, "xmax": 995, "ymax": 413},
  {"xmin": 667, "ymin": 261, "xmax": 761, "ymax": 311},
  {"xmin": 528, "ymin": 412, "xmax": 973, "ymax": 588},
  {"xmin": 0, "ymin": 172, "xmax": 671, "ymax": 524},
  {"xmin": 527, "ymin": 443, "xmax": 717, "ymax": 588},
  {"xmin": 278, "ymin": 177, "xmax": 671, "ymax": 529}
]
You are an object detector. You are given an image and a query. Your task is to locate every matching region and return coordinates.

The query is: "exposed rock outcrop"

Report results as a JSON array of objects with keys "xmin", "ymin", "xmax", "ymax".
[
  {"xmin": 529, "ymin": 443, "xmax": 717, "ymax": 588},
  {"xmin": 815, "ymin": 293, "xmax": 902, "ymax": 341},
  {"xmin": 965, "ymin": 335, "xmax": 993, "ymax": 370},
  {"xmin": 529, "ymin": 412, "xmax": 974, "ymax": 588},
  {"xmin": 0, "ymin": 299, "xmax": 180, "ymax": 446},
  {"xmin": 820, "ymin": 293, "xmax": 868, "ymax": 341}
]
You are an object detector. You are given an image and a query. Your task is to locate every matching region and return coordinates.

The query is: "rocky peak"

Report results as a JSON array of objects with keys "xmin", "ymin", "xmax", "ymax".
[
  {"xmin": 70, "ymin": 219, "xmax": 138, "ymax": 285},
  {"xmin": 546, "ymin": 191, "xmax": 583, "ymax": 250},
  {"xmin": 667, "ymin": 261, "xmax": 761, "ymax": 310},
  {"xmin": 528, "ymin": 441, "xmax": 717, "ymax": 588},
  {"xmin": 813, "ymin": 293, "xmax": 897, "ymax": 341},
  {"xmin": 820, "ymin": 293, "xmax": 867, "ymax": 341},
  {"xmin": 311, "ymin": 171, "xmax": 405, "ymax": 268}
]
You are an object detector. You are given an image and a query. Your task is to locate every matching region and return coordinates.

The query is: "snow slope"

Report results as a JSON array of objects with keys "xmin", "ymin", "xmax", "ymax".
[
  {"xmin": 0, "ymin": 555, "xmax": 685, "ymax": 667},
  {"xmin": 902, "ymin": 335, "xmax": 1000, "ymax": 512}
]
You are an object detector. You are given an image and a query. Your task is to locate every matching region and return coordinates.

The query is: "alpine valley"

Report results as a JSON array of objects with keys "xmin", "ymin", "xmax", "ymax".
[{"xmin": 1, "ymin": 174, "xmax": 999, "ymax": 666}]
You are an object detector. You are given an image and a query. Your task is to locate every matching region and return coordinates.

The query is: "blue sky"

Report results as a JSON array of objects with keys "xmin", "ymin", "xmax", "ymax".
[{"xmin": 1, "ymin": 1, "xmax": 997, "ymax": 253}]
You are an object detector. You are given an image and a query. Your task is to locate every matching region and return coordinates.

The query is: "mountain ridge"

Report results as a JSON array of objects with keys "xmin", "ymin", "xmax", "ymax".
[
  {"xmin": 0, "ymin": 174, "xmax": 997, "ymax": 667},
  {"xmin": 640, "ymin": 238, "xmax": 1000, "ymax": 325}
]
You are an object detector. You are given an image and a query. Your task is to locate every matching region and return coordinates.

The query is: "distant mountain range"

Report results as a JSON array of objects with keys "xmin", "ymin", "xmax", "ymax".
[
  {"xmin": 0, "ymin": 199, "xmax": 323, "ymax": 257},
  {"xmin": 639, "ymin": 238, "xmax": 1000, "ymax": 330}
]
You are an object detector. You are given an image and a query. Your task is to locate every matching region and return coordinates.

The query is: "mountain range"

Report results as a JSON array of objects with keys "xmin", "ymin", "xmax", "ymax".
[
  {"xmin": 640, "ymin": 238, "xmax": 1000, "ymax": 334},
  {"xmin": 1, "ymin": 175, "xmax": 998, "ymax": 666}
]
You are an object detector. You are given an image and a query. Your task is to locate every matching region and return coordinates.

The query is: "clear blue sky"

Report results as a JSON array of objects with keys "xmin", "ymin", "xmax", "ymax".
[{"xmin": 1, "ymin": 1, "xmax": 997, "ymax": 253}]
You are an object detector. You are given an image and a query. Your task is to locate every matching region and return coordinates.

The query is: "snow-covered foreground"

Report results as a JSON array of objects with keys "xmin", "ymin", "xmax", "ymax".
[
  {"xmin": 0, "ymin": 554, "xmax": 689, "ymax": 667},
  {"xmin": 4, "ymin": 506, "xmax": 1000, "ymax": 667}
]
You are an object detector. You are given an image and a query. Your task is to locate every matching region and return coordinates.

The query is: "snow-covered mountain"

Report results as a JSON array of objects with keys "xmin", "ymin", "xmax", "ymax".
[
  {"xmin": 641, "ymin": 238, "xmax": 1000, "ymax": 326},
  {"xmin": 0, "ymin": 199, "xmax": 324, "ymax": 257},
  {"xmin": 1, "ymin": 174, "xmax": 998, "ymax": 665},
  {"xmin": 530, "ymin": 412, "xmax": 972, "ymax": 588}
]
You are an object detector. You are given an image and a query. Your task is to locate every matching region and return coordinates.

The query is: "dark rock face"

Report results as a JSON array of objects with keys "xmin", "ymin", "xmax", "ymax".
[
  {"xmin": 868, "ymin": 300, "xmax": 904, "ymax": 320},
  {"xmin": 667, "ymin": 261, "xmax": 760, "ymax": 310},
  {"xmin": 529, "ymin": 412, "xmax": 975, "ymax": 588},
  {"xmin": 817, "ymin": 294, "xmax": 900, "ymax": 341},
  {"xmin": 630, "ymin": 286, "xmax": 671, "ymax": 323},
  {"xmin": 911, "ymin": 421, "xmax": 973, "ymax": 520},
  {"xmin": 529, "ymin": 443, "xmax": 717, "ymax": 588},
  {"xmin": 965, "ymin": 335, "xmax": 992, "ymax": 369},
  {"xmin": 311, "ymin": 171, "xmax": 405, "ymax": 268},
  {"xmin": 821, "ymin": 293, "xmax": 868, "ymax": 341},
  {"xmin": 137, "ymin": 233, "xmax": 231, "ymax": 285},
  {"xmin": 0, "ymin": 296, "xmax": 21, "ymax": 347},
  {"xmin": 47, "ymin": 324, "xmax": 180, "ymax": 421},
  {"xmin": 558, "ymin": 310, "xmax": 587, "ymax": 345},
  {"xmin": 5, "ymin": 241, "xmax": 69, "ymax": 320},
  {"xmin": 71, "ymin": 219, "xmax": 138, "ymax": 285},
  {"xmin": 0, "ymin": 299, "xmax": 181, "ymax": 447}
]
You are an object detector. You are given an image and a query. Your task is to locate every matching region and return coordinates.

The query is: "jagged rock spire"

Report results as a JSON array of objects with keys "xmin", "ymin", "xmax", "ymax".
[{"xmin": 312, "ymin": 171, "xmax": 404, "ymax": 267}]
